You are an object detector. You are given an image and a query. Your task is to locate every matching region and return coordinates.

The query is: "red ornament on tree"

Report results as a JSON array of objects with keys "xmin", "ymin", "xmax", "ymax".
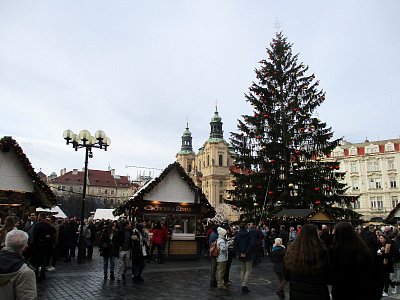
[
  {"xmin": 268, "ymin": 191, "xmax": 273, "ymax": 196},
  {"xmin": 315, "ymin": 200, "xmax": 321, "ymax": 205},
  {"xmin": 314, "ymin": 187, "xmax": 320, "ymax": 191},
  {"xmin": 293, "ymin": 107, "xmax": 299, "ymax": 111},
  {"xmin": 258, "ymin": 185, "xmax": 263, "ymax": 189},
  {"xmin": 269, "ymin": 159, "xmax": 276, "ymax": 164},
  {"xmin": 263, "ymin": 113, "xmax": 269, "ymax": 118}
]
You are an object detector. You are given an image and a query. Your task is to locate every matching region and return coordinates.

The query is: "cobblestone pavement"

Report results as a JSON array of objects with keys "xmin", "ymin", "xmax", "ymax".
[{"xmin": 37, "ymin": 248, "xmax": 400, "ymax": 300}]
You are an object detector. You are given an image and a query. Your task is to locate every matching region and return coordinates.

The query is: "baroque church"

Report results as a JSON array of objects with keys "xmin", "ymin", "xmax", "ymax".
[{"xmin": 176, "ymin": 107, "xmax": 236, "ymax": 209}]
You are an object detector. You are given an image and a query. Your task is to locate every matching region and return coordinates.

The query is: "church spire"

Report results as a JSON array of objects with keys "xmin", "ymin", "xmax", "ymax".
[
  {"xmin": 209, "ymin": 104, "xmax": 223, "ymax": 139},
  {"xmin": 180, "ymin": 119, "xmax": 193, "ymax": 152}
]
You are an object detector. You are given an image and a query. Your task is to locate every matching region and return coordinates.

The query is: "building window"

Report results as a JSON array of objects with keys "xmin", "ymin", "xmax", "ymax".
[
  {"xmin": 220, "ymin": 181, "xmax": 223, "ymax": 188},
  {"xmin": 369, "ymin": 178, "xmax": 382, "ymax": 189},
  {"xmin": 390, "ymin": 177, "xmax": 397, "ymax": 188},
  {"xmin": 367, "ymin": 161, "xmax": 380, "ymax": 172},
  {"xmin": 388, "ymin": 159, "xmax": 396, "ymax": 170},
  {"xmin": 349, "ymin": 147, "xmax": 357, "ymax": 156},
  {"xmin": 69, "ymin": 186, "xmax": 73, "ymax": 192},
  {"xmin": 111, "ymin": 189, "xmax": 115, "ymax": 195},
  {"xmin": 350, "ymin": 163, "xmax": 358, "ymax": 173},
  {"xmin": 392, "ymin": 196, "xmax": 399, "ymax": 208},
  {"xmin": 104, "ymin": 189, "xmax": 108, "ymax": 194},
  {"xmin": 219, "ymin": 194, "xmax": 223, "ymax": 204},
  {"xmin": 370, "ymin": 196, "xmax": 383, "ymax": 210},
  {"xmin": 386, "ymin": 143, "xmax": 395, "ymax": 152},
  {"xmin": 352, "ymin": 180, "xmax": 359, "ymax": 190},
  {"xmin": 188, "ymin": 163, "xmax": 192, "ymax": 172},
  {"xmin": 352, "ymin": 199, "xmax": 361, "ymax": 209},
  {"xmin": 219, "ymin": 154, "xmax": 223, "ymax": 167},
  {"xmin": 58, "ymin": 185, "xmax": 62, "ymax": 191},
  {"xmin": 207, "ymin": 155, "xmax": 210, "ymax": 167},
  {"xmin": 97, "ymin": 189, "xmax": 101, "ymax": 194},
  {"xmin": 366, "ymin": 145, "xmax": 379, "ymax": 154},
  {"xmin": 332, "ymin": 148, "xmax": 344, "ymax": 157}
]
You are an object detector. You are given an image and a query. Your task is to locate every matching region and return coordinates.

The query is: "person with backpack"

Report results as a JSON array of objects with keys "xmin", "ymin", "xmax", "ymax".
[{"xmin": 216, "ymin": 227, "xmax": 228, "ymax": 289}]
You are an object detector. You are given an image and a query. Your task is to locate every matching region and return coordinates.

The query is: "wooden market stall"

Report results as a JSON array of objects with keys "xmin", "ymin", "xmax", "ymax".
[
  {"xmin": 0, "ymin": 136, "xmax": 56, "ymax": 222},
  {"xmin": 115, "ymin": 162, "xmax": 215, "ymax": 259}
]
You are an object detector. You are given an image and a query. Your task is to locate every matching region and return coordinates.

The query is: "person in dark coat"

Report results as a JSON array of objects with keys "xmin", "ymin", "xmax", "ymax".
[
  {"xmin": 329, "ymin": 222, "xmax": 383, "ymax": 300},
  {"xmin": 278, "ymin": 225, "xmax": 289, "ymax": 248},
  {"xmin": 99, "ymin": 222, "xmax": 118, "ymax": 280},
  {"xmin": 64, "ymin": 219, "xmax": 78, "ymax": 262},
  {"xmin": 378, "ymin": 233, "xmax": 396, "ymax": 296},
  {"xmin": 30, "ymin": 213, "xmax": 56, "ymax": 281},
  {"xmin": 131, "ymin": 222, "xmax": 147, "ymax": 283},
  {"xmin": 270, "ymin": 237, "xmax": 286, "ymax": 299},
  {"xmin": 208, "ymin": 225, "xmax": 218, "ymax": 287},
  {"xmin": 234, "ymin": 223, "xmax": 257, "ymax": 293},
  {"xmin": 283, "ymin": 223, "xmax": 331, "ymax": 300}
]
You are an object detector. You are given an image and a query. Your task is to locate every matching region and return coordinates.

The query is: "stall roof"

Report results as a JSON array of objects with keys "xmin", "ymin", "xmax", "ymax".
[
  {"xmin": 36, "ymin": 205, "xmax": 67, "ymax": 218},
  {"xmin": 94, "ymin": 209, "xmax": 119, "ymax": 220},
  {"xmin": 275, "ymin": 209, "xmax": 313, "ymax": 218},
  {"xmin": 115, "ymin": 162, "xmax": 215, "ymax": 218},
  {"xmin": 0, "ymin": 136, "xmax": 56, "ymax": 208}
]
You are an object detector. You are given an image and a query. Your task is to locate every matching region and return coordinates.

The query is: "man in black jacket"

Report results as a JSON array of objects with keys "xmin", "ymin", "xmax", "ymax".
[{"xmin": 234, "ymin": 223, "xmax": 257, "ymax": 293}]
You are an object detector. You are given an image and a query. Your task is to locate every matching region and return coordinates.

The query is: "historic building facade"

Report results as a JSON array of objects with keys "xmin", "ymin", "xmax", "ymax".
[
  {"xmin": 325, "ymin": 139, "xmax": 400, "ymax": 220},
  {"xmin": 176, "ymin": 108, "xmax": 236, "ymax": 209},
  {"xmin": 48, "ymin": 168, "xmax": 138, "ymax": 206}
]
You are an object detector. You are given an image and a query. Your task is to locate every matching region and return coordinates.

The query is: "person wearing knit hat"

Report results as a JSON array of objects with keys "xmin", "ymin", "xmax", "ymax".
[
  {"xmin": 216, "ymin": 227, "xmax": 229, "ymax": 289},
  {"xmin": 271, "ymin": 236, "xmax": 286, "ymax": 298},
  {"xmin": 217, "ymin": 227, "xmax": 227, "ymax": 238}
]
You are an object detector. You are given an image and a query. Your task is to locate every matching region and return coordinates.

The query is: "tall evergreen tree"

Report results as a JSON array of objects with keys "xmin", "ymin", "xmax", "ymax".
[{"xmin": 230, "ymin": 32, "xmax": 360, "ymax": 223}]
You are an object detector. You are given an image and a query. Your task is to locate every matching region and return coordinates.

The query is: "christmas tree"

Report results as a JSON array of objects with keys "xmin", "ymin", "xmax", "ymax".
[{"xmin": 229, "ymin": 32, "xmax": 361, "ymax": 223}]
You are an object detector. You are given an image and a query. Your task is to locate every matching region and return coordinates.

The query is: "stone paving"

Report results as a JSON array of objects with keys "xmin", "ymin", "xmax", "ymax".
[{"xmin": 37, "ymin": 247, "xmax": 400, "ymax": 300}]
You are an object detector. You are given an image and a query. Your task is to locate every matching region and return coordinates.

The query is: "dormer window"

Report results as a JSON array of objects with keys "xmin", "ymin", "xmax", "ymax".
[
  {"xmin": 349, "ymin": 147, "xmax": 357, "ymax": 156},
  {"xmin": 332, "ymin": 147, "xmax": 344, "ymax": 157},
  {"xmin": 386, "ymin": 142, "xmax": 395, "ymax": 152},
  {"xmin": 365, "ymin": 144, "xmax": 379, "ymax": 154}
]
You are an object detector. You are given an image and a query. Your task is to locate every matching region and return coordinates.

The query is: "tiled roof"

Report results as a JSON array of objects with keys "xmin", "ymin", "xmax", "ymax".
[{"xmin": 51, "ymin": 169, "xmax": 133, "ymax": 188}]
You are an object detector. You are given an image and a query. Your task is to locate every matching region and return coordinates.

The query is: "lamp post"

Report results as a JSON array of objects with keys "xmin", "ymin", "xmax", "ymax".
[{"xmin": 63, "ymin": 129, "xmax": 111, "ymax": 264}]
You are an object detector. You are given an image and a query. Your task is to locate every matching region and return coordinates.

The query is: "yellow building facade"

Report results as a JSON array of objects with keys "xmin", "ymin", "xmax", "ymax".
[{"xmin": 176, "ymin": 108, "xmax": 236, "ymax": 209}]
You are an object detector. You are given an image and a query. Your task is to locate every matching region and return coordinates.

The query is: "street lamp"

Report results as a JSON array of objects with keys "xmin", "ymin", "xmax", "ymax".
[{"xmin": 63, "ymin": 129, "xmax": 111, "ymax": 264}]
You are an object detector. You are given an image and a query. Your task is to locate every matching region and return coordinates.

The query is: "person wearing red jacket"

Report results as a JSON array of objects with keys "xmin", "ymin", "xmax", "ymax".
[
  {"xmin": 160, "ymin": 221, "xmax": 168, "ymax": 260},
  {"xmin": 148, "ymin": 222, "xmax": 163, "ymax": 264}
]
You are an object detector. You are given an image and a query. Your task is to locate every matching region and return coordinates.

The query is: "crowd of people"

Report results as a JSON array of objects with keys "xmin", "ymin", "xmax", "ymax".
[
  {"xmin": 2, "ymin": 212, "xmax": 400, "ymax": 299},
  {"xmin": 204, "ymin": 221, "xmax": 400, "ymax": 299}
]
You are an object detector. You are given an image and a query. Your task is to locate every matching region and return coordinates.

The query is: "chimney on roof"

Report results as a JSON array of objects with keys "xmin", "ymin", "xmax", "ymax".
[
  {"xmin": 111, "ymin": 169, "xmax": 115, "ymax": 177},
  {"xmin": 60, "ymin": 168, "xmax": 66, "ymax": 176},
  {"xmin": 73, "ymin": 169, "xmax": 78, "ymax": 175}
]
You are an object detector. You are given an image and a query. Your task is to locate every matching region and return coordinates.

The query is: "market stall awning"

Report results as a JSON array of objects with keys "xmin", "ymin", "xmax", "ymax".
[
  {"xmin": 115, "ymin": 162, "xmax": 215, "ymax": 218},
  {"xmin": 275, "ymin": 209, "xmax": 313, "ymax": 218},
  {"xmin": 94, "ymin": 209, "xmax": 119, "ymax": 220},
  {"xmin": 0, "ymin": 136, "xmax": 56, "ymax": 208},
  {"xmin": 36, "ymin": 205, "xmax": 67, "ymax": 218}
]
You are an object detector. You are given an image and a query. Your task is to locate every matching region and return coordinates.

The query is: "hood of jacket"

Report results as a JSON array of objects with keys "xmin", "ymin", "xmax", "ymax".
[{"xmin": 0, "ymin": 248, "xmax": 26, "ymax": 285}]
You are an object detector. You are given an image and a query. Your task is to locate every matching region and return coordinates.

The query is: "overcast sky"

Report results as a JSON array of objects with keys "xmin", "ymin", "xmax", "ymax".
[{"xmin": 1, "ymin": 1, "xmax": 399, "ymax": 180}]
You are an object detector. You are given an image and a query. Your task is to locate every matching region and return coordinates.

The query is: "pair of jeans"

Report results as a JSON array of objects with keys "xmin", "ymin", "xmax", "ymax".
[{"xmin": 103, "ymin": 255, "xmax": 115, "ymax": 274}]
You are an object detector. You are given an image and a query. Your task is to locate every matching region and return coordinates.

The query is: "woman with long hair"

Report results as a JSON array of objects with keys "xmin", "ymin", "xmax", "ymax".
[
  {"xmin": 379, "ymin": 233, "xmax": 396, "ymax": 296},
  {"xmin": 283, "ymin": 223, "xmax": 331, "ymax": 300},
  {"xmin": 330, "ymin": 222, "xmax": 382, "ymax": 299}
]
